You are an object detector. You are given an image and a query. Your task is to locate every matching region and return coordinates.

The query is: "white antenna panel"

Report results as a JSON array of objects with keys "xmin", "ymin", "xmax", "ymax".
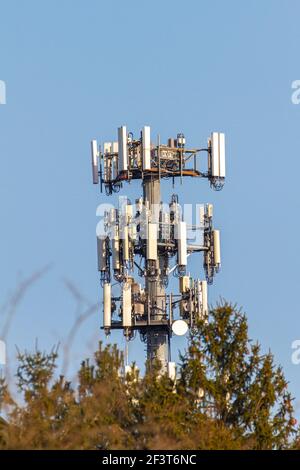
[
  {"xmin": 122, "ymin": 226, "xmax": 129, "ymax": 261},
  {"xmin": 111, "ymin": 141, "xmax": 119, "ymax": 153},
  {"xmin": 103, "ymin": 283, "xmax": 111, "ymax": 328},
  {"xmin": 211, "ymin": 132, "xmax": 220, "ymax": 177},
  {"xmin": 177, "ymin": 221, "xmax": 187, "ymax": 266},
  {"xmin": 200, "ymin": 280, "xmax": 208, "ymax": 318},
  {"xmin": 219, "ymin": 133, "xmax": 226, "ymax": 177},
  {"xmin": 125, "ymin": 204, "xmax": 133, "ymax": 221},
  {"xmin": 118, "ymin": 126, "xmax": 128, "ymax": 171},
  {"xmin": 199, "ymin": 205, "xmax": 205, "ymax": 227},
  {"xmin": 147, "ymin": 223, "xmax": 158, "ymax": 260},
  {"xmin": 142, "ymin": 126, "xmax": 151, "ymax": 170},
  {"xmin": 207, "ymin": 203, "xmax": 213, "ymax": 218},
  {"xmin": 179, "ymin": 275, "xmax": 190, "ymax": 293},
  {"xmin": 129, "ymin": 223, "xmax": 137, "ymax": 241},
  {"xmin": 122, "ymin": 283, "xmax": 132, "ymax": 327},
  {"xmin": 91, "ymin": 140, "xmax": 99, "ymax": 184},
  {"xmin": 112, "ymin": 225, "xmax": 120, "ymax": 270},
  {"xmin": 210, "ymin": 132, "xmax": 226, "ymax": 178},
  {"xmin": 111, "ymin": 142, "xmax": 119, "ymax": 179},
  {"xmin": 213, "ymin": 229, "xmax": 221, "ymax": 266},
  {"xmin": 103, "ymin": 142, "xmax": 112, "ymax": 154}
]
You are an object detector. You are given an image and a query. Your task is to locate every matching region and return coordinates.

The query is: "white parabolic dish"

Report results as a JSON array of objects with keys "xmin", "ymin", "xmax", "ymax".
[{"xmin": 172, "ymin": 320, "xmax": 188, "ymax": 336}]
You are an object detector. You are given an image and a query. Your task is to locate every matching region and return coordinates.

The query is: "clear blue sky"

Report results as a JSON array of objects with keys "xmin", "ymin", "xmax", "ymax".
[{"xmin": 1, "ymin": 0, "xmax": 300, "ymax": 410}]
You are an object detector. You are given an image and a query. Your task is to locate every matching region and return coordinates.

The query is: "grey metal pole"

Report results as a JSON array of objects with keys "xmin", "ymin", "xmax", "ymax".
[{"xmin": 143, "ymin": 176, "xmax": 169, "ymax": 371}]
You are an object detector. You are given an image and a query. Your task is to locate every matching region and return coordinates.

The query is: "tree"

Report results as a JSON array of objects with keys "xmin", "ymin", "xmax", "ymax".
[{"xmin": 179, "ymin": 302, "xmax": 296, "ymax": 449}]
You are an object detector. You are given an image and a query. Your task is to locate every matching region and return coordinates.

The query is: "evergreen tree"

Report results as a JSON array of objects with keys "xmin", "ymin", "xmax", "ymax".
[{"xmin": 179, "ymin": 302, "xmax": 296, "ymax": 449}]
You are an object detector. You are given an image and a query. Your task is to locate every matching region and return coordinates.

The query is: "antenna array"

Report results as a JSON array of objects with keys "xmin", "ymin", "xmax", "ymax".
[{"xmin": 91, "ymin": 126, "xmax": 226, "ymax": 373}]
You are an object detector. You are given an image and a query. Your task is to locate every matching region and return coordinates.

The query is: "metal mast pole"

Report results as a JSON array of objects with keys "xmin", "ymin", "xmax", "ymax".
[{"xmin": 143, "ymin": 176, "xmax": 168, "ymax": 371}]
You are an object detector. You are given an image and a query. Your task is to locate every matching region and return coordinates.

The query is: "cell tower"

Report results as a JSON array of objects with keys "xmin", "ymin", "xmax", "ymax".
[{"xmin": 91, "ymin": 126, "xmax": 226, "ymax": 373}]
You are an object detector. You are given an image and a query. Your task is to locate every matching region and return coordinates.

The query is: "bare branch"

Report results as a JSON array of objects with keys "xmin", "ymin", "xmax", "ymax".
[
  {"xmin": 1, "ymin": 265, "xmax": 51, "ymax": 340},
  {"xmin": 62, "ymin": 280, "xmax": 98, "ymax": 376}
]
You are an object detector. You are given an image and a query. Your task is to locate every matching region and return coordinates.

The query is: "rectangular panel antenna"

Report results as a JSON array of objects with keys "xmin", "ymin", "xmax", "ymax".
[
  {"xmin": 122, "ymin": 283, "xmax": 132, "ymax": 327},
  {"xmin": 103, "ymin": 283, "xmax": 111, "ymax": 328},
  {"xmin": 147, "ymin": 223, "xmax": 158, "ymax": 260},
  {"xmin": 111, "ymin": 142, "xmax": 119, "ymax": 153},
  {"xmin": 103, "ymin": 142, "xmax": 112, "ymax": 154},
  {"xmin": 91, "ymin": 140, "xmax": 99, "ymax": 184},
  {"xmin": 213, "ymin": 230, "xmax": 221, "ymax": 265},
  {"xmin": 200, "ymin": 280, "xmax": 208, "ymax": 318},
  {"xmin": 118, "ymin": 126, "xmax": 128, "ymax": 171},
  {"xmin": 122, "ymin": 226, "xmax": 129, "ymax": 261},
  {"xmin": 142, "ymin": 126, "xmax": 151, "ymax": 170},
  {"xmin": 112, "ymin": 225, "xmax": 120, "ymax": 270},
  {"xmin": 177, "ymin": 221, "xmax": 187, "ymax": 266},
  {"xmin": 219, "ymin": 132, "xmax": 226, "ymax": 177},
  {"xmin": 211, "ymin": 132, "xmax": 220, "ymax": 177},
  {"xmin": 111, "ymin": 141, "xmax": 119, "ymax": 179},
  {"xmin": 210, "ymin": 132, "xmax": 226, "ymax": 178}
]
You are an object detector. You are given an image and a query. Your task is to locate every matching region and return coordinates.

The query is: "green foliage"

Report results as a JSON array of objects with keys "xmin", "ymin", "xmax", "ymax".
[
  {"xmin": 179, "ymin": 302, "xmax": 296, "ymax": 449},
  {"xmin": 16, "ymin": 346, "xmax": 58, "ymax": 400},
  {"xmin": 0, "ymin": 303, "xmax": 297, "ymax": 450}
]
